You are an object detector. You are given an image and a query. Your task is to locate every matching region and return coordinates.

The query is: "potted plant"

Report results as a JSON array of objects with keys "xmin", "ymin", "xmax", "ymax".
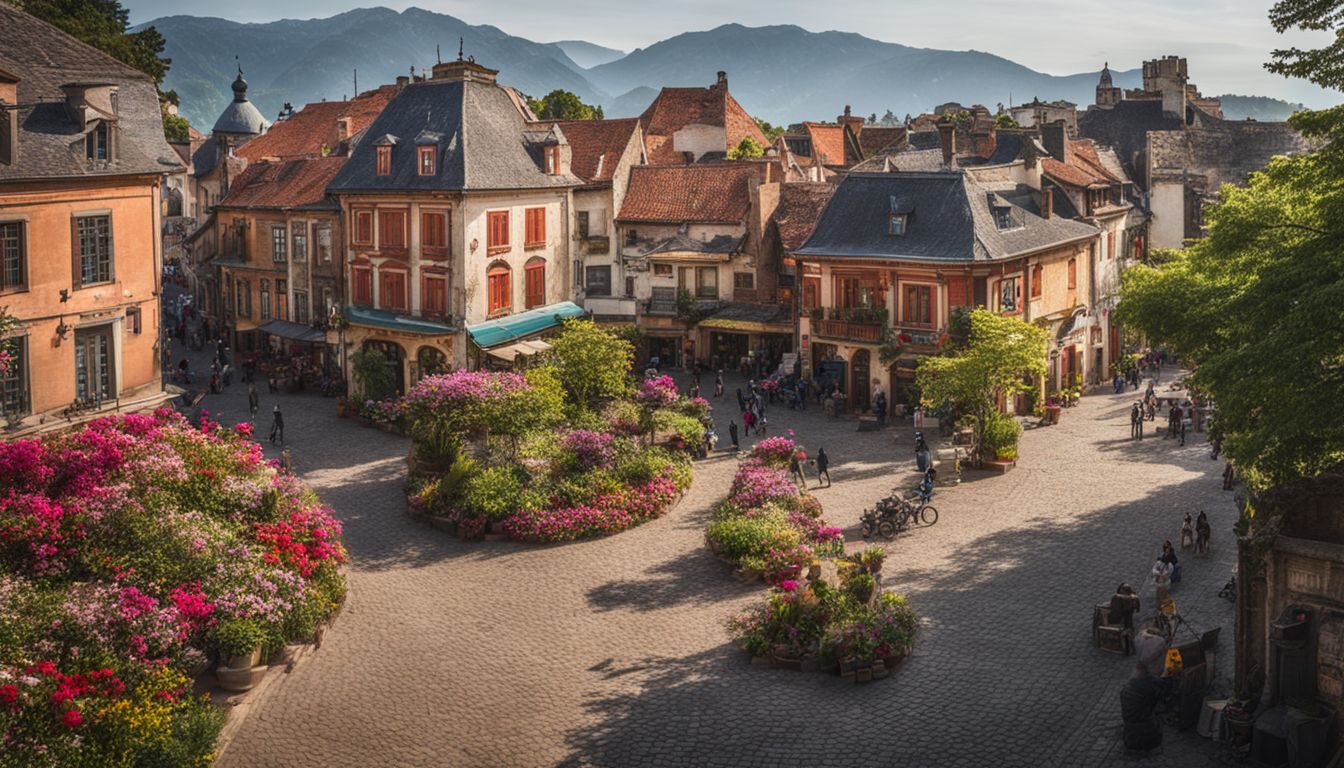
[
  {"xmin": 860, "ymin": 545, "xmax": 886, "ymax": 574},
  {"xmin": 210, "ymin": 617, "xmax": 270, "ymax": 692}
]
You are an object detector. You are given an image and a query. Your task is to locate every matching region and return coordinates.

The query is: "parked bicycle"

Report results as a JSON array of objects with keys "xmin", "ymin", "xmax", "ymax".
[{"xmin": 861, "ymin": 468, "xmax": 939, "ymax": 539}]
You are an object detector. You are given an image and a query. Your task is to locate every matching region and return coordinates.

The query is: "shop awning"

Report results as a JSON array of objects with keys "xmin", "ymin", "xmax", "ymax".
[
  {"xmin": 257, "ymin": 319, "xmax": 327, "ymax": 344},
  {"xmin": 466, "ymin": 301, "xmax": 585, "ymax": 348},
  {"xmin": 345, "ymin": 306, "xmax": 457, "ymax": 336},
  {"xmin": 485, "ymin": 339, "xmax": 553, "ymax": 362},
  {"xmin": 697, "ymin": 302, "xmax": 794, "ymax": 334}
]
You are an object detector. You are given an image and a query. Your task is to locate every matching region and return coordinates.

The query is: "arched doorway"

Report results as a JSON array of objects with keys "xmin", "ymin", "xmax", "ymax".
[
  {"xmin": 414, "ymin": 345, "xmax": 449, "ymax": 384},
  {"xmin": 851, "ymin": 349, "xmax": 871, "ymax": 413},
  {"xmin": 361, "ymin": 340, "xmax": 405, "ymax": 396}
]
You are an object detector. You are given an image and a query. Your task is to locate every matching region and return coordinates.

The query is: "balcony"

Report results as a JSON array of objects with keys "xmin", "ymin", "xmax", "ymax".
[{"xmin": 815, "ymin": 318, "xmax": 883, "ymax": 343}]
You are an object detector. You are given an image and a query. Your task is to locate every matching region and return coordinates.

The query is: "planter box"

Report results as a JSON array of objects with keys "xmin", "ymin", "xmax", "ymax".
[
  {"xmin": 429, "ymin": 516, "xmax": 458, "ymax": 536},
  {"xmin": 983, "ymin": 458, "xmax": 1015, "ymax": 474}
]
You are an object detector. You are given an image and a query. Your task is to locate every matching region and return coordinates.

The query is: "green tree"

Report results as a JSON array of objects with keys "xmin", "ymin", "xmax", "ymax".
[
  {"xmin": 867, "ymin": 113, "xmax": 878, "ymax": 125},
  {"xmin": 15, "ymin": 0, "xmax": 170, "ymax": 86},
  {"xmin": 1114, "ymin": 0, "xmax": 1344, "ymax": 488},
  {"xmin": 161, "ymin": 106, "xmax": 190, "ymax": 143},
  {"xmin": 549, "ymin": 318, "xmax": 633, "ymax": 410},
  {"xmin": 350, "ymin": 347, "xmax": 396, "ymax": 403},
  {"xmin": 881, "ymin": 110, "xmax": 898, "ymax": 127},
  {"xmin": 994, "ymin": 113, "xmax": 1019, "ymax": 129},
  {"xmin": 726, "ymin": 135, "xmax": 765, "ymax": 160},
  {"xmin": 915, "ymin": 310, "xmax": 1046, "ymax": 461},
  {"xmin": 753, "ymin": 118, "xmax": 784, "ymax": 142},
  {"xmin": 527, "ymin": 89, "xmax": 604, "ymax": 121}
]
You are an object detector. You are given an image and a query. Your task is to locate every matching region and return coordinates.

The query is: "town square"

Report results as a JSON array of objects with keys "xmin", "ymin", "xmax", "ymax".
[{"xmin": 0, "ymin": 0, "xmax": 1341, "ymax": 765}]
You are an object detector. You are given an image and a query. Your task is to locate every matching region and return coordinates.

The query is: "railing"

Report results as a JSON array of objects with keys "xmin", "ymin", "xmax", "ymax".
[{"xmin": 814, "ymin": 319, "xmax": 883, "ymax": 342}]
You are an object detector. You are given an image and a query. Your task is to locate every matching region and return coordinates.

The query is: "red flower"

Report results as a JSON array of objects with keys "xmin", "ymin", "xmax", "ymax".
[
  {"xmin": 32, "ymin": 660, "xmax": 56, "ymax": 676},
  {"xmin": 62, "ymin": 708, "xmax": 82, "ymax": 728},
  {"xmin": 0, "ymin": 684, "xmax": 17, "ymax": 708}
]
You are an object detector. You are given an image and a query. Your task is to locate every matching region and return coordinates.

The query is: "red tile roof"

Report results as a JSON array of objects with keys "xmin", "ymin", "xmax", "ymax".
[
  {"xmin": 774, "ymin": 182, "xmax": 837, "ymax": 251},
  {"xmin": 803, "ymin": 123, "xmax": 846, "ymax": 166},
  {"xmin": 237, "ymin": 85, "xmax": 397, "ymax": 162},
  {"xmin": 217, "ymin": 156, "xmax": 346, "ymax": 210},
  {"xmin": 1041, "ymin": 138, "xmax": 1123, "ymax": 189},
  {"xmin": 618, "ymin": 163, "xmax": 760, "ymax": 223},
  {"xmin": 638, "ymin": 82, "xmax": 768, "ymax": 165},
  {"xmin": 857, "ymin": 126, "xmax": 907, "ymax": 155},
  {"xmin": 547, "ymin": 118, "xmax": 639, "ymax": 182}
]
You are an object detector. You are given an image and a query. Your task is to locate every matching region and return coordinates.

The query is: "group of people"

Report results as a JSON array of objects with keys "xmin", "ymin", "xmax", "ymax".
[{"xmin": 1150, "ymin": 512, "xmax": 1212, "ymax": 591}]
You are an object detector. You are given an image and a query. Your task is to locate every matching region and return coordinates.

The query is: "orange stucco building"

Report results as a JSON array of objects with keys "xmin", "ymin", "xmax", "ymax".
[{"xmin": 0, "ymin": 6, "xmax": 180, "ymax": 433}]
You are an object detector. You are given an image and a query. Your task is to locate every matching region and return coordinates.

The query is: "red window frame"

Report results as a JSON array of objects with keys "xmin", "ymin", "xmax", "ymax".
[
  {"xmin": 487, "ymin": 211, "xmax": 510, "ymax": 254},
  {"xmin": 422, "ymin": 272, "xmax": 447, "ymax": 317},
  {"xmin": 379, "ymin": 209, "xmax": 407, "ymax": 250},
  {"xmin": 545, "ymin": 146, "xmax": 560, "ymax": 174},
  {"xmin": 487, "ymin": 262, "xmax": 511, "ymax": 315},
  {"xmin": 379, "ymin": 268, "xmax": 408, "ymax": 312},
  {"xmin": 802, "ymin": 276, "xmax": 821, "ymax": 311},
  {"xmin": 351, "ymin": 264, "xmax": 372, "ymax": 306},
  {"xmin": 1031, "ymin": 264, "xmax": 1043, "ymax": 298},
  {"xmin": 1067, "ymin": 257, "xmax": 1077, "ymax": 289},
  {"xmin": 353, "ymin": 210, "xmax": 374, "ymax": 246},
  {"xmin": 524, "ymin": 257, "xmax": 545, "ymax": 309},
  {"xmin": 902, "ymin": 283, "xmax": 933, "ymax": 326},
  {"xmin": 376, "ymin": 145, "xmax": 392, "ymax": 176},
  {"xmin": 417, "ymin": 146, "xmax": 435, "ymax": 176},
  {"xmin": 524, "ymin": 207, "xmax": 546, "ymax": 249},
  {"xmin": 421, "ymin": 211, "xmax": 448, "ymax": 255}
]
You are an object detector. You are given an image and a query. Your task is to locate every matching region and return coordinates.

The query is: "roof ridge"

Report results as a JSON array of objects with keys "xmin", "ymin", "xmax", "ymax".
[{"xmin": 0, "ymin": 5, "xmax": 150, "ymax": 84}]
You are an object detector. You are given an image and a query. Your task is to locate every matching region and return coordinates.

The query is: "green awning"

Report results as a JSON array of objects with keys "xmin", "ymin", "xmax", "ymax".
[
  {"xmin": 345, "ymin": 306, "xmax": 457, "ymax": 335},
  {"xmin": 466, "ymin": 301, "xmax": 585, "ymax": 348}
]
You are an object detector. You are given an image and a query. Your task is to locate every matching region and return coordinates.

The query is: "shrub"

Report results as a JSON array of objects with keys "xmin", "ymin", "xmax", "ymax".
[
  {"xmin": 750, "ymin": 435, "xmax": 798, "ymax": 469},
  {"xmin": 651, "ymin": 410, "xmax": 705, "ymax": 447},
  {"xmin": 706, "ymin": 512, "xmax": 801, "ymax": 562},
  {"xmin": 982, "ymin": 413, "xmax": 1022, "ymax": 460},
  {"xmin": 209, "ymin": 616, "xmax": 268, "ymax": 658},
  {"xmin": 636, "ymin": 375, "xmax": 679, "ymax": 407},
  {"xmin": 462, "ymin": 466, "xmax": 526, "ymax": 522}
]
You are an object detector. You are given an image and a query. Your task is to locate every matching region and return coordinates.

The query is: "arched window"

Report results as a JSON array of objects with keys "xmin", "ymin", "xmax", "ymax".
[
  {"xmin": 259, "ymin": 278, "xmax": 271, "ymax": 320},
  {"xmin": 524, "ymin": 256, "xmax": 545, "ymax": 309},
  {"xmin": 487, "ymin": 261, "xmax": 511, "ymax": 315},
  {"xmin": 415, "ymin": 346, "xmax": 448, "ymax": 383}
]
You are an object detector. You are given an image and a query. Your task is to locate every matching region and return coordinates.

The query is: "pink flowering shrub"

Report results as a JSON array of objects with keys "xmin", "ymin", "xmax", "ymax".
[
  {"xmin": 728, "ymin": 460, "xmax": 799, "ymax": 509},
  {"xmin": 560, "ymin": 429, "xmax": 616, "ymax": 471},
  {"xmin": 750, "ymin": 436, "xmax": 799, "ymax": 469},
  {"xmin": 636, "ymin": 375, "xmax": 679, "ymax": 408},
  {"xmin": 502, "ymin": 473, "xmax": 682, "ymax": 543}
]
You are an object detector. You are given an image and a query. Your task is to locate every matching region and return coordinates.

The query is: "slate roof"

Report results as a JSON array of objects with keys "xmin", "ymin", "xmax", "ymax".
[
  {"xmin": 543, "ymin": 118, "xmax": 640, "ymax": 183},
  {"xmin": 907, "ymin": 131, "xmax": 943, "ymax": 151},
  {"xmin": 795, "ymin": 172, "xmax": 1096, "ymax": 262},
  {"xmin": 217, "ymin": 156, "xmax": 345, "ymax": 211},
  {"xmin": 0, "ymin": 4, "xmax": 180, "ymax": 182},
  {"xmin": 638, "ymin": 82, "xmax": 768, "ymax": 165},
  {"xmin": 773, "ymin": 182, "xmax": 837, "ymax": 251},
  {"xmin": 328, "ymin": 75, "xmax": 582, "ymax": 193},
  {"xmin": 857, "ymin": 127, "xmax": 907, "ymax": 156},
  {"xmin": 644, "ymin": 233, "xmax": 745, "ymax": 257},
  {"xmin": 237, "ymin": 86, "xmax": 397, "ymax": 163},
  {"xmin": 213, "ymin": 72, "xmax": 268, "ymax": 135},
  {"xmin": 849, "ymin": 148, "xmax": 947, "ymax": 174},
  {"xmin": 617, "ymin": 163, "xmax": 758, "ymax": 224}
]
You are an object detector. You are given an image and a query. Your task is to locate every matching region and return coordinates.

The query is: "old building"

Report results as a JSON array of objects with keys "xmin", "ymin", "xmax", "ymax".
[
  {"xmin": 782, "ymin": 106, "xmax": 909, "ymax": 173},
  {"xmin": 327, "ymin": 55, "xmax": 584, "ymax": 387},
  {"xmin": 638, "ymin": 72, "xmax": 769, "ymax": 164},
  {"xmin": 794, "ymin": 169, "xmax": 1101, "ymax": 412},
  {"xmin": 189, "ymin": 67, "xmax": 267, "ymax": 223},
  {"xmin": 1009, "ymin": 98, "xmax": 1078, "ymax": 133},
  {"xmin": 0, "ymin": 4, "xmax": 180, "ymax": 432}
]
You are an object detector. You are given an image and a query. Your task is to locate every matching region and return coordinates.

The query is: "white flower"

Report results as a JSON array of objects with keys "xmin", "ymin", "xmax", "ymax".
[{"xmin": 20, "ymin": 676, "xmax": 39, "ymax": 687}]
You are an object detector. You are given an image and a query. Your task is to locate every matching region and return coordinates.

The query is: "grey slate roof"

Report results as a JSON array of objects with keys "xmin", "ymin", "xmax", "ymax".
[
  {"xmin": 212, "ymin": 72, "xmax": 267, "ymax": 135},
  {"xmin": 644, "ymin": 233, "xmax": 744, "ymax": 257},
  {"xmin": 328, "ymin": 76, "xmax": 582, "ymax": 193},
  {"xmin": 848, "ymin": 148, "xmax": 946, "ymax": 173},
  {"xmin": 907, "ymin": 131, "xmax": 943, "ymax": 151},
  {"xmin": 0, "ymin": 4, "xmax": 180, "ymax": 182},
  {"xmin": 795, "ymin": 172, "xmax": 1097, "ymax": 263}
]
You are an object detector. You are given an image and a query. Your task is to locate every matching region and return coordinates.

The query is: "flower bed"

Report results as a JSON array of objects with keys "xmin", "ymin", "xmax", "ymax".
[
  {"xmin": 0, "ymin": 409, "xmax": 347, "ymax": 764},
  {"xmin": 706, "ymin": 434, "xmax": 842, "ymax": 582}
]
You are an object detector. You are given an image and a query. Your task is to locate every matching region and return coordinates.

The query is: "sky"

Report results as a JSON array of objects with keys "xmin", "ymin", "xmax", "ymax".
[{"xmin": 126, "ymin": 0, "xmax": 1340, "ymax": 107}]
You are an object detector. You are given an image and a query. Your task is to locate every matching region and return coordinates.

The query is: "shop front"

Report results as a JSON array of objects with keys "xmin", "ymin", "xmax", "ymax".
[
  {"xmin": 697, "ymin": 303, "xmax": 795, "ymax": 377},
  {"xmin": 343, "ymin": 306, "xmax": 458, "ymax": 395},
  {"xmin": 465, "ymin": 300, "xmax": 585, "ymax": 371}
]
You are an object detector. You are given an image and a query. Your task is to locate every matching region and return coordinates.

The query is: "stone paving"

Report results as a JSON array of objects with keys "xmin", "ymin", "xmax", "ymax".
[{"xmin": 173, "ymin": 325, "xmax": 1240, "ymax": 767}]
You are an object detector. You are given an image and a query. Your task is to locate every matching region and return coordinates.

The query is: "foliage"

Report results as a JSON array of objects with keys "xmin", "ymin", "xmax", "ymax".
[
  {"xmin": 526, "ymin": 89, "xmax": 604, "ymax": 120},
  {"xmin": 160, "ymin": 106, "xmax": 191, "ymax": 143},
  {"xmin": 636, "ymin": 375, "xmax": 680, "ymax": 408},
  {"xmin": 350, "ymin": 347, "xmax": 396, "ymax": 404},
  {"xmin": 461, "ymin": 466, "xmax": 527, "ymax": 523},
  {"xmin": 982, "ymin": 414, "xmax": 1022, "ymax": 460},
  {"xmin": 994, "ymin": 112, "xmax": 1019, "ymax": 129},
  {"xmin": 403, "ymin": 369, "xmax": 561, "ymax": 463},
  {"xmin": 1265, "ymin": 0, "xmax": 1344, "ymax": 89},
  {"xmin": 0, "ymin": 308, "xmax": 16, "ymax": 380},
  {"xmin": 16, "ymin": 0, "xmax": 170, "ymax": 86},
  {"xmin": 728, "ymin": 579, "xmax": 919, "ymax": 665},
  {"xmin": 549, "ymin": 319, "xmax": 634, "ymax": 410},
  {"xmin": 727, "ymin": 135, "xmax": 765, "ymax": 160},
  {"xmin": 754, "ymin": 118, "xmax": 785, "ymax": 142},
  {"xmin": 916, "ymin": 309, "xmax": 1046, "ymax": 461}
]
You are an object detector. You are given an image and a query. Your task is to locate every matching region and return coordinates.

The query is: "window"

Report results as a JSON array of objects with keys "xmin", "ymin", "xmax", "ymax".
[
  {"xmin": 626, "ymin": 229, "xmax": 638, "ymax": 246},
  {"xmin": 1030, "ymin": 264, "xmax": 1042, "ymax": 298},
  {"xmin": 294, "ymin": 291, "xmax": 309, "ymax": 324},
  {"xmin": 275, "ymin": 279, "xmax": 287, "ymax": 320},
  {"xmin": 260, "ymin": 279, "xmax": 272, "ymax": 320},
  {"xmin": 271, "ymin": 225, "xmax": 287, "ymax": 262},
  {"xmin": 317, "ymin": 224, "xmax": 332, "ymax": 263},
  {"xmin": 654, "ymin": 264, "xmax": 673, "ymax": 278},
  {"xmin": 416, "ymin": 347, "xmax": 448, "ymax": 381},
  {"xmin": 0, "ymin": 221, "xmax": 25, "ymax": 291},
  {"xmin": 696, "ymin": 267, "xmax": 718, "ymax": 299},
  {"xmin": 417, "ymin": 146, "xmax": 435, "ymax": 176},
  {"xmin": 487, "ymin": 262, "xmax": 512, "ymax": 314},
  {"xmin": 379, "ymin": 209, "xmax": 407, "ymax": 250},
  {"xmin": 292, "ymin": 223, "xmax": 307, "ymax": 262},
  {"xmin": 487, "ymin": 211, "xmax": 510, "ymax": 254},
  {"xmin": 835, "ymin": 275, "xmax": 882, "ymax": 309},
  {"xmin": 625, "ymin": 276, "xmax": 635, "ymax": 296},
  {"xmin": 888, "ymin": 214, "xmax": 907, "ymax": 236},
  {"xmin": 998, "ymin": 277, "xmax": 1018, "ymax": 312},
  {"xmin": 86, "ymin": 122, "xmax": 109, "ymax": 162},
  {"xmin": 803, "ymin": 276, "xmax": 820, "ymax": 311},
  {"xmin": 126, "ymin": 306, "xmax": 140, "ymax": 334},
  {"xmin": 544, "ymin": 145, "xmax": 560, "ymax": 174},
  {"xmin": 354, "ymin": 210, "xmax": 373, "ymax": 245},
  {"xmin": 1107, "ymin": 231, "xmax": 1115, "ymax": 261},
  {"xmin": 379, "ymin": 269, "xmax": 407, "ymax": 312},
  {"xmin": 74, "ymin": 214, "xmax": 113, "ymax": 287},
  {"xmin": 584, "ymin": 265, "xmax": 611, "ymax": 297},
  {"xmin": 524, "ymin": 207, "xmax": 545, "ymax": 248},
  {"xmin": 1067, "ymin": 257, "xmax": 1077, "ymax": 289},
  {"xmin": 322, "ymin": 286, "xmax": 334, "ymax": 317},
  {"xmin": 422, "ymin": 273, "xmax": 447, "ymax": 317},
  {"xmin": 236, "ymin": 279, "xmax": 251, "ymax": 318},
  {"xmin": 994, "ymin": 208, "xmax": 1015, "ymax": 230},
  {"xmin": 74, "ymin": 325, "xmax": 114, "ymax": 402},
  {"xmin": 352, "ymin": 265, "xmax": 372, "ymax": 306},
  {"xmin": 573, "ymin": 260, "xmax": 583, "ymax": 288},
  {"xmin": 734, "ymin": 272, "xmax": 755, "ymax": 290},
  {"xmin": 0, "ymin": 336, "xmax": 28, "ymax": 416},
  {"xmin": 525, "ymin": 257, "xmax": 546, "ymax": 308},
  {"xmin": 376, "ymin": 145, "xmax": 392, "ymax": 176},
  {"xmin": 421, "ymin": 211, "xmax": 448, "ymax": 253},
  {"xmin": 902, "ymin": 284, "xmax": 933, "ymax": 325},
  {"xmin": 577, "ymin": 211, "xmax": 590, "ymax": 239}
]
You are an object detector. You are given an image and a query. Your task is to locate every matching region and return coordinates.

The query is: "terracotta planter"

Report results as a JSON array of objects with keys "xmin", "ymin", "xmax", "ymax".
[
  {"xmin": 215, "ymin": 661, "xmax": 267, "ymax": 692},
  {"xmin": 226, "ymin": 647, "xmax": 262, "ymax": 670}
]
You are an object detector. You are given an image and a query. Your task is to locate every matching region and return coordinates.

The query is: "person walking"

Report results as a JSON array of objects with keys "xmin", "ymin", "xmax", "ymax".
[
  {"xmin": 728, "ymin": 420, "xmax": 740, "ymax": 453},
  {"xmin": 269, "ymin": 405, "xmax": 285, "ymax": 446},
  {"xmin": 1161, "ymin": 540, "xmax": 1181, "ymax": 584},
  {"xmin": 1167, "ymin": 403, "xmax": 1182, "ymax": 440},
  {"xmin": 874, "ymin": 391, "xmax": 888, "ymax": 428},
  {"xmin": 815, "ymin": 447, "xmax": 831, "ymax": 488},
  {"xmin": 742, "ymin": 408, "xmax": 756, "ymax": 436},
  {"xmin": 1178, "ymin": 414, "xmax": 1187, "ymax": 446},
  {"xmin": 736, "ymin": 387, "xmax": 746, "ymax": 413},
  {"xmin": 714, "ymin": 370, "xmax": 724, "ymax": 398},
  {"xmin": 796, "ymin": 378, "xmax": 807, "ymax": 410},
  {"xmin": 1130, "ymin": 402, "xmax": 1142, "ymax": 440},
  {"xmin": 248, "ymin": 383, "xmax": 259, "ymax": 418},
  {"xmin": 1195, "ymin": 511, "xmax": 1211, "ymax": 554}
]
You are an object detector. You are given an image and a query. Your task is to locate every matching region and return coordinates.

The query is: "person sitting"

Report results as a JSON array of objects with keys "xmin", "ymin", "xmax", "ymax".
[{"xmin": 1109, "ymin": 583, "xmax": 1141, "ymax": 631}]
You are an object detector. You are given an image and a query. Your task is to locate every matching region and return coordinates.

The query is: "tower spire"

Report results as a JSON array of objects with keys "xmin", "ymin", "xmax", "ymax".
[{"xmin": 458, "ymin": 37, "xmax": 464, "ymax": 61}]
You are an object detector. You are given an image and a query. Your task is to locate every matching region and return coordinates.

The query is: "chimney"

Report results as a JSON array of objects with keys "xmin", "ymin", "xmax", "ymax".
[
  {"xmin": 395, "ymin": 75, "xmax": 410, "ymax": 88},
  {"xmin": 431, "ymin": 58, "xmax": 498, "ymax": 84},
  {"xmin": 1041, "ymin": 119, "xmax": 1069, "ymax": 164},
  {"xmin": 1042, "ymin": 187, "xmax": 1053, "ymax": 220},
  {"xmin": 838, "ymin": 104, "xmax": 863, "ymax": 135},
  {"xmin": 715, "ymin": 71, "xmax": 727, "ymax": 88},
  {"xmin": 937, "ymin": 122, "xmax": 956, "ymax": 167},
  {"xmin": 337, "ymin": 117, "xmax": 353, "ymax": 142}
]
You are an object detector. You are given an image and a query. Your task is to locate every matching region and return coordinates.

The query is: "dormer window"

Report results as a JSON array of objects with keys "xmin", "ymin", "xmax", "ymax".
[
  {"xmin": 376, "ymin": 145, "xmax": 392, "ymax": 176},
  {"xmin": 86, "ymin": 121, "xmax": 109, "ymax": 161},
  {"xmin": 888, "ymin": 214, "xmax": 907, "ymax": 236},
  {"xmin": 418, "ymin": 146, "xmax": 435, "ymax": 176},
  {"xmin": 994, "ymin": 208, "xmax": 1013, "ymax": 230},
  {"xmin": 545, "ymin": 145, "xmax": 560, "ymax": 175}
]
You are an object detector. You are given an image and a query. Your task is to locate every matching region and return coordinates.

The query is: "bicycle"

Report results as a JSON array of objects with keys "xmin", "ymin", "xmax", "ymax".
[{"xmin": 861, "ymin": 475, "xmax": 939, "ymax": 539}]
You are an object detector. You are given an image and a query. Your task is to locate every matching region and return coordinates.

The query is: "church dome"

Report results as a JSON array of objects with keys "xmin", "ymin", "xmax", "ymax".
[{"xmin": 212, "ymin": 66, "xmax": 267, "ymax": 136}]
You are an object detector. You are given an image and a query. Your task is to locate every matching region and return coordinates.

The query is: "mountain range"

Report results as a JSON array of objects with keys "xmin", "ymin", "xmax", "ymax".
[{"xmin": 142, "ymin": 8, "xmax": 1302, "ymax": 131}]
